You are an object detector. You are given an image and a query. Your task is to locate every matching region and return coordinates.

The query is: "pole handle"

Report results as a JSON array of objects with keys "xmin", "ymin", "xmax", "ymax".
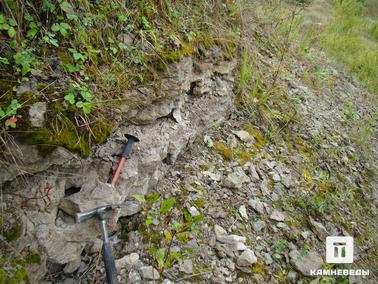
[{"xmin": 103, "ymin": 242, "xmax": 118, "ymax": 284}]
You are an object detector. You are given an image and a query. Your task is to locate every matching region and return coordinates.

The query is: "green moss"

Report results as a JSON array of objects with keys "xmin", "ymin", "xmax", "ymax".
[
  {"xmin": 0, "ymin": 269, "xmax": 6, "ymax": 284},
  {"xmin": 25, "ymin": 253, "xmax": 41, "ymax": 265},
  {"xmin": 213, "ymin": 141, "xmax": 233, "ymax": 161},
  {"xmin": 92, "ymin": 119, "xmax": 112, "ymax": 144},
  {"xmin": 0, "ymin": 80, "xmax": 14, "ymax": 96},
  {"xmin": 4, "ymin": 223, "xmax": 22, "ymax": 242},
  {"xmin": 201, "ymin": 163, "xmax": 209, "ymax": 171},
  {"xmin": 12, "ymin": 105, "xmax": 91, "ymax": 157},
  {"xmin": 244, "ymin": 126, "xmax": 266, "ymax": 150},
  {"xmin": 58, "ymin": 50, "xmax": 73, "ymax": 67},
  {"xmin": 192, "ymin": 197, "xmax": 206, "ymax": 208},
  {"xmin": 161, "ymin": 43, "xmax": 196, "ymax": 64},
  {"xmin": 8, "ymin": 267, "xmax": 27, "ymax": 284},
  {"xmin": 251, "ymin": 262, "xmax": 266, "ymax": 275}
]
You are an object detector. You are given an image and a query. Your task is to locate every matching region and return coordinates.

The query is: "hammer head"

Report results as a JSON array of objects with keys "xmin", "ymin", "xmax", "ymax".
[{"xmin": 75, "ymin": 205, "xmax": 113, "ymax": 223}]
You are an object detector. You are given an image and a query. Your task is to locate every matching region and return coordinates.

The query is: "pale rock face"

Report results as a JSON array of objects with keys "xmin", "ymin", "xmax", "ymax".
[
  {"xmin": 233, "ymin": 130, "xmax": 255, "ymax": 143},
  {"xmin": 270, "ymin": 210, "xmax": 286, "ymax": 222},
  {"xmin": 223, "ymin": 167, "xmax": 251, "ymax": 189},
  {"xmin": 237, "ymin": 249, "xmax": 258, "ymax": 267},
  {"xmin": 139, "ymin": 266, "xmax": 160, "ymax": 280},
  {"xmin": 29, "ymin": 102, "xmax": 47, "ymax": 127},
  {"xmin": 289, "ymin": 250, "xmax": 323, "ymax": 276},
  {"xmin": 0, "ymin": 53, "xmax": 237, "ymax": 282}
]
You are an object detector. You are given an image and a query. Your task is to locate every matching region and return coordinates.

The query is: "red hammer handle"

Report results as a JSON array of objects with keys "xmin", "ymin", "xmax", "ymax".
[
  {"xmin": 111, "ymin": 157, "xmax": 126, "ymax": 187},
  {"xmin": 110, "ymin": 134, "xmax": 139, "ymax": 188}
]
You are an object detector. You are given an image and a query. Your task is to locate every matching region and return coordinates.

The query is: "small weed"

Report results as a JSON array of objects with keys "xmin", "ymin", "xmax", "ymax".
[{"xmin": 134, "ymin": 192, "xmax": 204, "ymax": 282}]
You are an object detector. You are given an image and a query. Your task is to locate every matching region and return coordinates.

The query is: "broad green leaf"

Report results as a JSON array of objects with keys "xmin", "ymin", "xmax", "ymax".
[
  {"xmin": 172, "ymin": 222, "xmax": 181, "ymax": 231},
  {"xmin": 167, "ymin": 252, "xmax": 183, "ymax": 265},
  {"xmin": 0, "ymin": 107, "xmax": 5, "ymax": 117},
  {"xmin": 156, "ymin": 248, "xmax": 165, "ymax": 269},
  {"xmin": 80, "ymin": 90, "xmax": 92, "ymax": 101},
  {"xmin": 0, "ymin": 57, "xmax": 9, "ymax": 64},
  {"xmin": 82, "ymin": 103, "xmax": 91, "ymax": 114},
  {"xmin": 60, "ymin": 1, "xmax": 72, "ymax": 13},
  {"xmin": 65, "ymin": 63, "xmax": 77, "ymax": 73},
  {"xmin": 183, "ymin": 209, "xmax": 191, "ymax": 222},
  {"xmin": 0, "ymin": 14, "xmax": 5, "ymax": 24},
  {"xmin": 67, "ymin": 14, "xmax": 78, "ymax": 21},
  {"xmin": 76, "ymin": 101, "xmax": 91, "ymax": 114},
  {"xmin": 133, "ymin": 194, "xmax": 146, "ymax": 203},
  {"xmin": 60, "ymin": 27, "xmax": 68, "ymax": 37},
  {"xmin": 51, "ymin": 23, "xmax": 60, "ymax": 32},
  {"xmin": 21, "ymin": 64, "xmax": 31, "ymax": 76},
  {"xmin": 64, "ymin": 93, "xmax": 75, "ymax": 104},
  {"xmin": 24, "ymin": 14, "xmax": 34, "ymax": 22},
  {"xmin": 60, "ymin": 22, "xmax": 71, "ymax": 29},
  {"xmin": 8, "ymin": 27, "xmax": 16, "ymax": 38},
  {"xmin": 8, "ymin": 19, "xmax": 17, "ymax": 26},
  {"xmin": 27, "ymin": 22, "xmax": 38, "ymax": 38},
  {"xmin": 160, "ymin": 198, "xmax": 175, "ymax": 214},
  {"xmin": 49, "ymin": 38, "xmax": 59, "ymax": 47},
  {"xmin": 192, "ymin": 214, "xmax": 204, "ymax": 223}
]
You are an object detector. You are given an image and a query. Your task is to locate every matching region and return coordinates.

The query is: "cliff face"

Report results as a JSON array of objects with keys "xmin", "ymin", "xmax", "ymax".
[{"xmin": 0, "ymin": 48, "xmax": 238, "ymax": 283}]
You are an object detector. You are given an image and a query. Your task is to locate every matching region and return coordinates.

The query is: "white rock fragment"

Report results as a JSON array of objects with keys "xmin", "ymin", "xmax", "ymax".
[
  {"xmin": 249, "ymin": 198, "xmax": 265, "ymax": 214},
  {"xmin": 204, "ymin": 135, "xmax": 213, "ymax": 147},
  {"xmin": 289, "ymin": 250, "xmax": 322, "ymax": 276},
  {"xmin": 29, "ymin": 102, "xmax": 47, "ymax": 127},
  {"xmin": 214, "ymin": 225, "xmax": 247, "ymax": 252},
  {"xmin": 270, "ymin": 210, "xmax": 286, "ymax": 222},
  {"xmin": 139, "ymin": 266, "xmax": 159, "ymax": 280},
  {"xmin": 188, "ymin": 206, "xmax": 200, "ymax": 217},
  {"xmin": 253, "ymin": 220, "xmax": 266, "ymax": 232},
  {"xmin": 237, "ymin": 249, "xmax": 257, "ymax": 267},
  {"xmin": 223, "ymin": 167, "xmax": 250, "ymax": 189},
  {"xmin": 179, "ymin": 259, "xmax": 193, "ymax": 274},
  {"xmin": 203, "ymin": 171, "xmax": 222, "ymax": 181},
  {"xmin": 309, "ymin": 217, "xmax": 328, "ymax": 240},
  {"xmin": 233, "ymin": 130, "xmax": 255, "ymax": 143},
  {"xmin": 116, "ymin": 253, "xmax": 140, "ymax": 270},
  {"xmin": 214, "ymin": 224, "xmax": 227, "ymax": 238},
  {"xmin": 239, "ymin": 205, "xmax": 248, "ymax": 220}
]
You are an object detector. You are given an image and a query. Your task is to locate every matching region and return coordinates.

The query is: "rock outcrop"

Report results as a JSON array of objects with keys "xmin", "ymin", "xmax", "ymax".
[{"xmin": 0, "ymin": 50, "xmax": 237, "ymax": 281}]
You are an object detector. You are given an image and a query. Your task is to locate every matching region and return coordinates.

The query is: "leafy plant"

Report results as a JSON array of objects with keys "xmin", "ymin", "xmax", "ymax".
[
  {"xmin": 51, "ymin": 22, "xmax": 71, "ymax": 37},
  {"xmin": 64, "ymin": 81, "xmax": 93, "ymax": 114},
  {"xmin": 13, "ymin": 49, "xmax": 38, "ymax": 76},
  {"xmin": 0, "ymin": 14, "xmax": 18, "ymax": 38},
  {"xmin": 68, "ymin": 48, "xmax": 87, "ymax": 62},
  {"xmin": 135, "ymin": 192, "xmax": 204, "ymax": 281}
]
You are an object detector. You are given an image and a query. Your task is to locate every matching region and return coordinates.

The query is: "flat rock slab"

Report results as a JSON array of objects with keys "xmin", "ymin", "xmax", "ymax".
[
  {"xmin": 59, "ymin": 181, "xmax": 122, "ymax": 215},
  {"xmin": 289, "ymin": 250, "xmax": 323, "ymax": 276}
]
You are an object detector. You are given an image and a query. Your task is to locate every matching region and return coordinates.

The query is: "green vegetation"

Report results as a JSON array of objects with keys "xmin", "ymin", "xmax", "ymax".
[
  {"xmin": 318, "ymin": 0, "xmax": 378, "ymax": 94},
  {"xmin": 0, "ymin": 213, "xmax": 41, "ymax": 283},
  {"xmin": 0, "ymin": 0, "xmax": 239, "ymax": 156},
  {"xmin": 134, "ymin": 192, "xmax": 204, "ymax": 282}
]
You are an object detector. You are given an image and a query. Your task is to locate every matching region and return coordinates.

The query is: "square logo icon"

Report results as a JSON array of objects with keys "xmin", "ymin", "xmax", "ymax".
[{"xmin": 326, "ymin": 236, "xmax": 354, "ymax": 263}]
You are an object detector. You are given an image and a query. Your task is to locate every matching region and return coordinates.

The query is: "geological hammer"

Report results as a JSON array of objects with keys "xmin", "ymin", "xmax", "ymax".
[
  {"xmin": 76, "ymin": 205, "xmax": 118, "ymax": 283},
  {"xmin": 75, "ymin": 134, "xmax": 139, "ymax": 284}
]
